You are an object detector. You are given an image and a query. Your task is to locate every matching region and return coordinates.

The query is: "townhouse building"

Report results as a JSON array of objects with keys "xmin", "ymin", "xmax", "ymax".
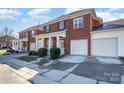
[
  {"xmin": 18, "ymin": 8, "xmax": 124, "ymax": 57},
  {"xmin": 18, "ymin": 8, "xmax": 102, "ymax": 56},
  {"xmin": 19, "ymin": 25, "xmax": 43, "ymax": 51},
  {"xmin": 0, "ymin": 35, "xmax": 16, "ymax": 49}
]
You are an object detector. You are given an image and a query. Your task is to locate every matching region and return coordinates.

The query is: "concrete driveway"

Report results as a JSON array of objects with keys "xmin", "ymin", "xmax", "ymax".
[{"xmin": 0, "ymin": 54, "xmax": 124, "ymax": 84}]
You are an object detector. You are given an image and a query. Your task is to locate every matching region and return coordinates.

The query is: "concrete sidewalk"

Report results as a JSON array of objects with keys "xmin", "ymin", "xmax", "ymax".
[
  {"xmin": 0, "ymin": 64, "xmax": 30, "ymax": 84},
  {"xmin": 0, "ymin": 57, "xmax": 40, "ymax": 69}
]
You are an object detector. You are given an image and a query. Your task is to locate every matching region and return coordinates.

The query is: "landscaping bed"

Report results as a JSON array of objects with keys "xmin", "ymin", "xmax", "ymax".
[
  {"xmin": 35, "ymin": 57, "xmax": 50, "ymax": 66},
  {"xmin": 16, "ymin": 55, "xmax": 37, "ymax": 62}
]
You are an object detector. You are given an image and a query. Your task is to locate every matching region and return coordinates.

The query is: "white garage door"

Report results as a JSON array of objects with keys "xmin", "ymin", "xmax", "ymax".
[
  {"xmin": 30, "ymin": 43, "xmax": 36, "ymax": 51},
  {"xmin": 37, "ymin": 40, "xmax": 42, "ymax": 50},
  {"xmin": 71, "ymin": 39, "xmax": 88, "ymax": 55},
  {"xmin": 92, "ymin": 38, "xmax": 117, "ymax": 57}
]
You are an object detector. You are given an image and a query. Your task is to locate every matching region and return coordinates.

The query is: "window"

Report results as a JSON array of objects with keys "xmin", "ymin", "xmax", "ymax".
[
  {"xmin": 32, "ymin": 30, "xmax": 35, "ymax": 35},
  {"xmin": 45, "ymin": 25, "xmax": 50, "ymax": 32},
  {"xmin": 73, "ymin": 17, "xmax": 84, "ymax": 29},
  {"xmin": 38, "ymin": 38, "xmax": 42, "ymax": 40},
  {"xmin": 59, "ymin": 21, "xmax": 65, "ymax": 30},
  {"xmin": 25, "ymin": 32, "xmax": 28, "ymax": 37}
]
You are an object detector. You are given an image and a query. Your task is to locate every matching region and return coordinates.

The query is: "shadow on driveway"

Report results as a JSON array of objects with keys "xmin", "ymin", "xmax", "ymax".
[
  {"xmin": 40, "ymin": 61, "xmax": 77, "ymax": 71},
  {"xmin": 72, "ymin": 62, "xmax": 123, "ymax": 84}
]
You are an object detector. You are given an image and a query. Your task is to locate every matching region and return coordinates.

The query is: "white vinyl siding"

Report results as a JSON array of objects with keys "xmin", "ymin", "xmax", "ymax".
[
  {"xmin": 73, "ymin": 17, "xmax": 84, "ymax": 29},
  {"xmin": 92, "ymin": 30, "xmax": 124, "ymax": 57}
]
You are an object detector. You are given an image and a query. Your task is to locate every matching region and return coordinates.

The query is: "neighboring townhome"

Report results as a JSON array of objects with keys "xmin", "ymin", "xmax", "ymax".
[
  {"xmin": 19, "ymin": 25, "xmax": 43, "ymax": 52},
  {"xmin": 0, "ymin": 35, "xmax": 16, "ymax": 49},
  {"xmin": 12, "ymin": 38, "xmax": 19, "ymax": 51},
  {"xmin": 91, "ymin": 19, "xmax": 124, "ymax": 57}
]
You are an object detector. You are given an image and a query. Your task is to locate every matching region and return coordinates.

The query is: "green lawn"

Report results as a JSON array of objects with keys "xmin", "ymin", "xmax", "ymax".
[
  {"xmin": 16, "ymin": 55, "xmax": 37, "ymax": 62},
  {"xmin": 0, "ymin": 50, "xmax": 11, "ymax": 55},
  {"xmin": 120, "ymin": 57, "xmax": 124, "ymax": 63}
]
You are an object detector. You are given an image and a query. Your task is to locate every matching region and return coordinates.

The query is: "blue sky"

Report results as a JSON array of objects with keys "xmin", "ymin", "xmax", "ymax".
[{"xmin": 0, "ymin": 8, "xmax": 124, "ymax": 37}]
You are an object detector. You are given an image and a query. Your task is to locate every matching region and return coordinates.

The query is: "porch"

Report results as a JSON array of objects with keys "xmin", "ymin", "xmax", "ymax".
[
  {"xmin": 35, "ymin": 30, "xmax": 66, "ymax": 55},
  {"xmin": 19, "ymin": 37, "xmax": 28, "ymax": 52}
]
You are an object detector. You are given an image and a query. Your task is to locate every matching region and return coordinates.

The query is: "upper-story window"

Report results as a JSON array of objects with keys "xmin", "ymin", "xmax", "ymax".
[
  {"xmin": 25, "ymin": 32, "xmax": 28, "ymax": 37},
  {"xmin": 45, "ymin": 25, "xmax": 50, "ymax": 32},
  {"xmin": 58, "ymin": 21, "xmax": 65, "ymax": 30},
  {"xmin": 32, "ymin": 30, "xmax": 35, "ymax": 36},
  {"xmin": 73, "ymin": 17, "xmax": 84, "ymax": 29}
]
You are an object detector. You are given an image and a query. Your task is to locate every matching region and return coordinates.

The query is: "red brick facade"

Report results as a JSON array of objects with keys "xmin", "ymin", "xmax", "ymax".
[
  {"xmin": 19, "ymin": 29, "xmax": 43, "ymax": 51},
  {"xmin": 64, "ymin": 13, "xmax": 92, "ymax": 55},
  {"xmin": 19, "ymin": 9, "xmax": 102, "ymax": 56}
]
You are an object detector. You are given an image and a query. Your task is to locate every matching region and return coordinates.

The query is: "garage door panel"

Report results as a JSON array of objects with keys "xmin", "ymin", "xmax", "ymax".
[
  {"xmin": 37, "ymin": 40, "xmax": 42, "ymax": 50},
  {"xmin": 71, "ymin": 39, "xmax": 88, "ymax": 55},
  {"xmin": 92, "ymin": 38, "xmax": 117, "ymax": 57},
  {"xmin": 30, "ymin": 43, "xmax": 36, "ymax": 51}
]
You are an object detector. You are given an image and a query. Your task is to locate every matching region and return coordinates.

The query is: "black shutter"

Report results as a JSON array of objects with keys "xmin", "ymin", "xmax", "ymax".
[
  {"xmin": 43, "ymin": 26, "xmax": 46, "ymax": 33},
  {"xmin": 57, "ymin": 22, "xmax": 59, "ymax": 31},
  {"xmin": 64, "ymin": 20, "xmax": 66, "ymax": 29},
  {"xmin": 49, "ymin": 25, "xmax": 51, "ymax": 32}
]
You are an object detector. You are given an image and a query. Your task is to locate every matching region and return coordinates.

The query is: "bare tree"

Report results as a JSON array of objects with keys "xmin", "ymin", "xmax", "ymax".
[{"xmin": 0, "ymin": 27, "xmax": 15, "ymax": 48}]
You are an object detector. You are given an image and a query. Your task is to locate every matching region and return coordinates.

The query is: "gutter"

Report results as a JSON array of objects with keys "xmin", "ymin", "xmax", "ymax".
[{"xmin": 90, "ymin": 27, "xmax": 124, "ymax": 34}]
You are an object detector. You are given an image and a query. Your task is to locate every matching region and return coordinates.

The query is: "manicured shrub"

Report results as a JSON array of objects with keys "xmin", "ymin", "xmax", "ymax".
[
  {"xmin": 28, "ymin": 51, "xmax": 37, "ymax": 55},
  {"xmin": 37, "ymin": 48, "xmax": 48, "ymax": 57},
  {"xmin": 34, "ymin": 51, "xmax": 38, "ymax": 56},
  {"xmin": 50, "ymin": 48, "xmax": 60, "ymax": 59},
  {"xmin": 7, "ymin": 49, "xmax": 15, "ymax": 53}
]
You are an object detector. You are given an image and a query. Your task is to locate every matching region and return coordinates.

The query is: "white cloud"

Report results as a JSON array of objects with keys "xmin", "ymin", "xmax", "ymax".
[
  {"xmin": 64, "ymin": 8, "xmax": 82, "ymax": 14},
  {"xmin": 27, "ymin": 8, "xmax": 51, "ymax": 19},
  {"xmin": 0, "ymin": 9, "xmax": 22, "ymax": 20},
  {"xmin": 21, "ymin": 8, "xmax": 51, "ymax": 25},
  {"xmin": 107, "ymin": 8, "xmax": 122, "ymax": 12},
  {"xmin": 96, "ymin": 11, "xmax": 124, "ymax": 22}
]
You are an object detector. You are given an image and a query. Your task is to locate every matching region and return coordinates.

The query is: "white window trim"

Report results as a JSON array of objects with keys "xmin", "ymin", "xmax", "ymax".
[
  {"xmin": 59, "ymin": 21, "xmax": 64, "ymax": 30},
  {"xmin": 32, "ymin": 30, "xmax": 35, "ymax": 36},
  {"xmin": 26, "ymin": 32, "xmax": 28, "ymax": 37},
  {"xmin": 46, "ymin": 25, "xmax": 50, "ymax": 32},
  {"xmin": 73, "ymin": 17, "xmax": 84, "ymax": 29}
]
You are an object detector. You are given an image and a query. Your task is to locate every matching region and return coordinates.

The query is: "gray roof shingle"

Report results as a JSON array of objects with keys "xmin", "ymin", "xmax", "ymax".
[{"xmin": 92, "ymin": 24, "xmax": 124, "ymax": 31}]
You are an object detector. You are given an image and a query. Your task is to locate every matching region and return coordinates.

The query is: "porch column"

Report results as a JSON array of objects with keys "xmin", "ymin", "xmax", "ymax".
[
  {"xmin": 42, "ymin": 37, "xmax": 44, "ymax": 48},
  {"xmin": 12, "ymin": 41, "xmax": 14, "ymax": 50},
  {"xmin": 19, "ymin": 41, "xmax": 22, "ymax": 51},
  {"xmin": 48, "ymin": 36, "xmax": 51, "ymax": 50},
  {"xmin": 56, "ymin": 35, "xmax": 60, "ymax": 48},
  {"xmin": 35, "ymin": 37, "xmax": 38, "ymax": 51}
]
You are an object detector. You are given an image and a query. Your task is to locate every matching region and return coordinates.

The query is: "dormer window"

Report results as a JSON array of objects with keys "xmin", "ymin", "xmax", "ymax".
[{"xmin": 73, "ymin": 17, "xmax": 84, "ymax": 29}]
